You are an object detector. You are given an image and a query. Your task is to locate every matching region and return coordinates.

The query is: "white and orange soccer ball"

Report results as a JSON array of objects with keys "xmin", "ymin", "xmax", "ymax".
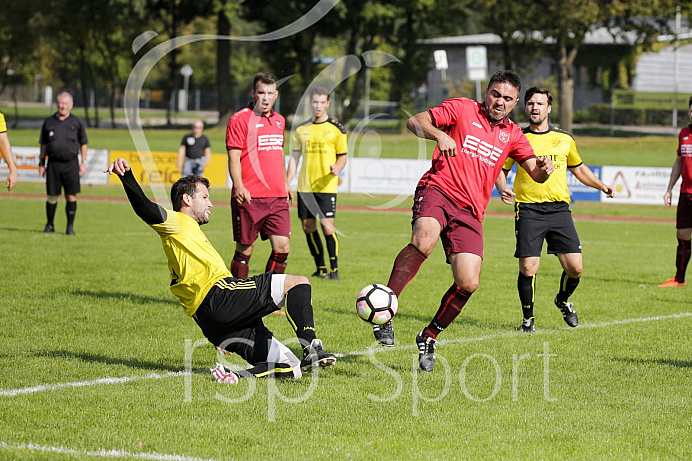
[{"xmin": 356, "ymin": 284, "xmax": 398, "ymax": 325}]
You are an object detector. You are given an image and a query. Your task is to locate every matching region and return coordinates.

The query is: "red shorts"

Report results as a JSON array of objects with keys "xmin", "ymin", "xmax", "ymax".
[
  {"xmin": 412, "ymin": 186, "xmax": 484, "ymax": 259},
  {"xmin": 677, "ymin": 193, "xmax": 692, "ymax": 229},
  {"xmin": 231, "ymin": 197, "xmax": 291, "ymax": 245}
]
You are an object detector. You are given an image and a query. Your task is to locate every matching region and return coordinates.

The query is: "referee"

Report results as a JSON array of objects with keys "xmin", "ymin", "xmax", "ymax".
[
  {"xmin": 39, "ymin": 92, "xmax": 88, "ymax": 235},
  {"xmin": 496, "ymin": 86, "xmax": 614, "ymax": 333}
]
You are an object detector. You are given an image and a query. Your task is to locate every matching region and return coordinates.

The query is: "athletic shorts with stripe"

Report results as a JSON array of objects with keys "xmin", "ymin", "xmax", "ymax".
[{"xmin": 513, "ymin": 201, "xmax": 581, "ymax": 258}]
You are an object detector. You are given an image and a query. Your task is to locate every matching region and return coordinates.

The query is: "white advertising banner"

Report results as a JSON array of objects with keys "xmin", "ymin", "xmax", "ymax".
[
  {"xmin": 0, "ymin": 146, "xmax": 109, "ymax": 185},
  {"xmin": 601, "ymin": 165, "xmax": 679, "ymax": 205},
  {"xmin": 347, "ymin": 157, "xmax": 429, "ymax": 195}
]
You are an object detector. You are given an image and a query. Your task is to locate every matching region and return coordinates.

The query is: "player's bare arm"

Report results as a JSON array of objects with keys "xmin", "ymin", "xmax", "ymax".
[
  {"xmin": 406, "ymin": 111, "xmax": 457, "ymax": 157},
  {"xmin": 330, "ymin": 154, "xmax": 347, "ymax": 175},
  {"xmin": 663, "ymin": 156, "xmax": 683, "ymax": 206},
  {"xmin": 495, "ymin": 169, "xmax": 515, "ymax": 204},
  {"xmin": 520, "ymin": 156, "xmax": 554, "ymax": 183},
  {"xmin": 0, "ymin": 132, "xmax": 17, "ymax": 190},
  {"xmin": 570, "ymin": 164, "xmax": 614, "ymax": 198},
  {"xmin": 39, "ymin": 144, "xmax": 47, "ymax": 178},
  {"xmin": 79, "ymin": 144, "xmax": 87, "ymax": 177},
  {"xmin": 228, "ymin": 148, "xmax": 251, "ymax": 204}
]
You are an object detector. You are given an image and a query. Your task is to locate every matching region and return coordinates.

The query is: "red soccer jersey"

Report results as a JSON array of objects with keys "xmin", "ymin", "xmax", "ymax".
[
  {"xmin": 677, "ymin": 125, "xmax": 692, "ymax": 194},
  {"xmin": 418, "ymin": 97, "xmax": 536, "ymax": 222},
  {"xmin": 226, "ymin": 106, "xmax": 286, "ymax": 198}
]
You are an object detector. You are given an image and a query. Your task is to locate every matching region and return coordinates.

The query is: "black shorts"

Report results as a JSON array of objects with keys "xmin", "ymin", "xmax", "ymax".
[
  {"xmin": 514, "ymin": 202, "xmax": 581, "ymax": 258},
  {"xmin": 193, "ymin": 272, "xmax": 277, "ymax": 364},
  {"xmin": 46, "ymin": 158, "xmax": 80, "ymax": 196},
  {"xmin": 677, "ymin": 193, "xmax": 692, "ymax": 229},
  {"xmin": 297, "ymin": 192, "xmax": 337, "ymax": 220}
]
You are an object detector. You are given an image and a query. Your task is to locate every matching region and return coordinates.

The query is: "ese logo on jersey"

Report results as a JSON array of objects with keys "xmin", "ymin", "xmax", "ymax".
[
  {"xmin": 462, "ymin": 134, "xmax": 503, "ymax": 162},
  {"xmin": 498, "ymin": 131, "xmax": 510, "ymax": 143},
  {"xmin": 258, "ymin": 134, "xmax": 284, "ymax": 148}
]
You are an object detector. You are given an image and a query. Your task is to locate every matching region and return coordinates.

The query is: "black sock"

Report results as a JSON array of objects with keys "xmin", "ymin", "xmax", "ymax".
[
  {"xmin": 518, "ymin": 273, "xmax": 535, "ymax": 320},
  {"xmin": 306, "ymin": 231, "xmax": 326, "ymax": 272},
  {"xmin": 325, "ymin": 233, "xmax": 338, "ymax": 271},
  {"xmin": 66, "ymin": 201, "xmax": 77, "ymax": 227},
  {"xmin": 285, "ymin": 284, "xmax": 316, "ymax": 350},
  {"xmin": 46, "ymin": 202, "xmax": 57, "ymax": 225},
  {"xmin": 557, "ymin": 271, "xmax": 580, "ymax": 303},
  {"xmin": 675, "ymin": 238, "xmax": 691, "ymax": 283}
]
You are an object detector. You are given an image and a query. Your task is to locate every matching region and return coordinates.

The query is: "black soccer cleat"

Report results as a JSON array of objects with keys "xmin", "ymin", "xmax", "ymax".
[
  {"xmin": 44, "ymin": 223, "xmax": 55, "ymax": 233},
  {"xmin": 66, "ymin": 225, "xmax": 76, "ymax": 235},
  {"xmin": 300, "ymin": 339, "xmax": 336, "ymax": 371},
  {"xmin": 373, "ymin": 320, "xmax": 394, "ymax": 346},
  {"xmin": 416, "ymin": 331, "xmax": 437, "ymax": 372},
  {"xmin": 311, "ymin": 270, "xmax": 328, "ymax": 279},
  {"xmin": 520, "ymin": 317, "xmax": 535, "ymax": 333},
  {"xmin": 554, "ymin": 296, "xmax": 578, "ymax": 327},
  {"xmin": 329, "ymin": 270, "xmax": 341, "ymax": 281}
]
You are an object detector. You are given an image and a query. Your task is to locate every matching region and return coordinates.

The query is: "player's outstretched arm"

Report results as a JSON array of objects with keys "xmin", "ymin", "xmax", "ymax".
[
  {"xmin": 494, "ymin": 170, "xmax": 515, "ymax": 204},
  {"xmin": 519, "ymin": 156, "xmax": 554, "ymax": 183},
  {"xmin": 0, "ymin": 132, "xmax": 18, "ymax": 190},
  {"xmin": 663, "ymin": 156, "xmax": 683, "ymax": 207},
  {"xmin": 406, "ymin": 112, "xmax": 457, "ymax": 157},
  {"xmin": 104, "ymin": 158, "xmax": 166, "ymax": 225},
  {"xmin": 570, "ymin": 164, "xmax": 614, "ymax": 198}
]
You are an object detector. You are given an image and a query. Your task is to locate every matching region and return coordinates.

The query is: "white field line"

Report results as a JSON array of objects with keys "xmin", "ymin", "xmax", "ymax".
[
  {"xmin": 0, "ymin": 442, "xmax": 218, "ymax": 461},
  {"xmin": 2, "ymin": 312, "xmax": 690, "ymax": 398}
]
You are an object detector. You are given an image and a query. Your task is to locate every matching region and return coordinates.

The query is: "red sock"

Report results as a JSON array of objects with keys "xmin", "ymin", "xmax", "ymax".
[
  {"xmin": 231, "ymin": 251, "xmax": 250, "ymax": 278},
  {"xmin": 387, "ymin": 244, "xmax": 428, "ymax": 297},
  {"xmin": 423, "ymin": 284, "xmax": 472, "ymax": 339},
  {"xmin": 266, "ymin": 251, "xmax": 289, "ymax": 274}
]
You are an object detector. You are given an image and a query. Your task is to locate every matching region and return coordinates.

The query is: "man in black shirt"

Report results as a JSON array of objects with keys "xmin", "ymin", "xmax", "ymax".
[
  {"xmin": 38, "ymin": 92, "xmax": 88, "ymax": 235},
  {"xmin": 177, "ymin": 120, "xmax": 211, "ymax": 176}
]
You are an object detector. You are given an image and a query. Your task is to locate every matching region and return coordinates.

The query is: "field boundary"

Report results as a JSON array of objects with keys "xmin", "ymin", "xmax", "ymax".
[
  {"xmin": 0, "ymin": 441, "xmax": 217, "ymax": 461},
  {"xmin": 1, "ymin": 193, "xmax": 676, "ymax": 223}
]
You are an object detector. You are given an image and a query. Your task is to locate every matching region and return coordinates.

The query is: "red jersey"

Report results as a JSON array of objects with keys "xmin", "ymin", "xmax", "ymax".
[
  {"xmin": 418, "ymin": 98, "xmax": 536, "ymax": 222},
  {"xmin": 677, "ymin": 125, "xmax": 692, "ymax": 194},
  {"xmin": 226, "ymin": 106, "xmax": 286, "ymax": 198}
]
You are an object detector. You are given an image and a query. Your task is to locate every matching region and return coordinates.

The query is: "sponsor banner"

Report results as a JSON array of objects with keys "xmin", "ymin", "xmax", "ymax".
[
  {"xmin": 0, "ymin": 146, "xmax": 109, "ymax": 185},
  {"xmin": 347, "ymin": 157, "xmax": 429, "ymax": 195},
  {"xmin": 601, "ymin": 166, "xmax": 678, "ymax": 205},
  {"xmin": 490, "ymin": 165, "xmax": 602, "ymax": 202},
  {"xmin": 613, "ymin": 90, "xmax": 689, "ymax": 110},
  {"xmin": 109, "ymin": 150, "xmax": 228, "ymax": 188}
]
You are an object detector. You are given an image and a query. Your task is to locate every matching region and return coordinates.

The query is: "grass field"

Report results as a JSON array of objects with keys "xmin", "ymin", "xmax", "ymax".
[{"xmin": 0, "ymin": 187, "xmax": 690, "ymax": 460}]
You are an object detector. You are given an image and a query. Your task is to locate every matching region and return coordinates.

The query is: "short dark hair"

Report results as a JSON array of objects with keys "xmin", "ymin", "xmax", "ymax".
[
  {"xmin": 487, "ymin": 70, "xmax": 522, "ymax": 93},
  {"xmin": 688, "ymin": 95, "xmax": 692, "ymax": 108},
  {"xmin": 310, "ymin": 86, "xmax": 330, "ymax": 100},
  {"xmin": 524, "ymin": 86, "xmax": 553, "ymax": 106},
  {"xmin": 171, "ymin": 175, "xmax": 210, "ymax": 212},
  {"xmin": 253, "ymin": 72, "xmax": 277, "ymax": 90}
]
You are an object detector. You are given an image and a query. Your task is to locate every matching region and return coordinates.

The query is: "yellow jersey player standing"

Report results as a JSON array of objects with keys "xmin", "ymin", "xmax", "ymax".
[
  {"xmin": 287, "ymin": 86, "xmax": 348, "ymax": 280},
  {"xmin": 0, "ymin": 111, "xmax": 18, "ymax": 191},
  {"xmin": 496, "ymin": 86, "xmax": 614, "ymax": 333}
]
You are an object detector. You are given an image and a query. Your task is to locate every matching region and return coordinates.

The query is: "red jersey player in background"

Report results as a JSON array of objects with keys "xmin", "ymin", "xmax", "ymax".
[
  {"xmin": 659, "ymin": 95, "xmax": 692, "ymax": 287},
  {"xmin": 226, "ymin": 72, "xmax": 292, "ymax": 278},
  {"xmin": 375, "ymin": 70, "xmax": 554, "ymax": 372}
]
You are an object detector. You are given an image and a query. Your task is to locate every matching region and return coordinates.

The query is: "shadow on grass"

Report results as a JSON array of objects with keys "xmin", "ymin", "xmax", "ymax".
[
  {"xmin": 74, "ymin": 289, "xmax": 174, "ymax": 306},
  {"xmin": 615, "ymin": 357, "xmax": 692, "ymax": 368},
  {"xmin": 37, "ymin": 350, "xmax": 189, "ymax": 372}
]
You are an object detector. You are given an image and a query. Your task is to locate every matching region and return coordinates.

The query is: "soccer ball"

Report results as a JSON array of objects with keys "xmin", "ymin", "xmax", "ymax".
[{"xmin": 356, "ymin": 284, "xmax": 398, "ymax": 325}]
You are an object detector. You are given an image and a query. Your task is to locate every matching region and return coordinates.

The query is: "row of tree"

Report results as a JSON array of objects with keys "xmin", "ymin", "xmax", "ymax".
[{"xmin": 0, "ymin": 0, "xmax": 687, "ymax": 132}]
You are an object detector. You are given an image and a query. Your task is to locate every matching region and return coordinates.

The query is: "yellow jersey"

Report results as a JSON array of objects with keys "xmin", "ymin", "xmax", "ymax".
[
  {"xmin": 503, "ymin": 126, "xmax": 583, "ymax": 203},
  {"xmin": 151, "ymin": 209, "xmax": 231, "ymax": 316},
  {"xmin": 292, "ymin": 118, "xmax": 347, "ymax": 193},
  {"xmin": 0, "ymin": 112, "xmax": 6, "ymax": 133}
]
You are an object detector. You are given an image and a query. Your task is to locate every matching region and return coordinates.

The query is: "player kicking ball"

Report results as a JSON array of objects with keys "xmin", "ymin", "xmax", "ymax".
[{"xmin": 105, "ymin": 158, "xmax": 335, "ymax": 383}]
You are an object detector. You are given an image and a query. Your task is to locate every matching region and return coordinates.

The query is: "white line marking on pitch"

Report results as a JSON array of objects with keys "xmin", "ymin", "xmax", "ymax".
[
  {"xmin": 0, "ymin": 442, "xmax": 218, "ymax": 461},
  {"xmin": 1, "ymin": 312, "xmax": 690, "ymax": 397}
]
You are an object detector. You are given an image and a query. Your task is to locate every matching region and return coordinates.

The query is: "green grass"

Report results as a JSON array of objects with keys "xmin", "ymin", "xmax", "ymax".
[{"xmin": 0, "ymin": 189, "xmax": 690, "ymax": 460}]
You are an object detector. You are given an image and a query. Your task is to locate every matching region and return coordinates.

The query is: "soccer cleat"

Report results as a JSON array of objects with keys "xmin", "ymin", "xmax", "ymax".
[
  {"xmin": 44, "ymin": 223, "xmax": 55, "ymax": 233},
  {"xmin": 520, "ymin": 317, "xmax": 535, "ymax": 333},
  {"xmin": 311, "ymin": 270, "xmax": 328, "ymax": 279},
  {"xmin": 329, "ymin": 270, "xmax": 341, "ymax": 281},
  {"xmin": 300, "ymin": 338, "xmax": 336, "ymax": 371},
  {"xmin": 554, "ymin": 296, "xmax": 578, "ymax": 327},
  {"xmin": 373, "ymin": 320, "xmax": 394, "ymax": 346},
  {"xmin": 210, "ymin": 363, "xmax": 239, "ymax": 384},
  {"xmin": 66, "ymin": 225, "xmax": 75, "ymax": 235},
  {"xmin": 657, "ymin": 279, "xmax": 686, "ymax": 287},
  {"xmin": 416, "ymin": 331, "xmax": 437, "ymax": 372}
]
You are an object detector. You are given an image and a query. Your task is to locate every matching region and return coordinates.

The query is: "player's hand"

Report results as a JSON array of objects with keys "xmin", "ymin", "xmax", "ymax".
[
  {"xmin": 500, "ymin": 188, "xmax": 515, "ymax": 205},
  {"xmin": 234, "ymin": 186, "xmax": 252, "ymax": 204},
  {"xmin": 603, "ymin": 184, "xmax": 614, "ymax": 198},
  {"xmin": 664, "ymin": 191, "xmax": 672, "ymax": 207},
  {"xmin": 436, "ymin": 132, "xmax": 457, "ymax": 157},
  {"xmin": 39, "ymin": 165, "xmax": 46, "ymax": 178},
  {"xmin": 216, "ymin": 346, "xmax": 233, "ymax": 356},
  {"xmin": 79, "ymin": 162, "xmax": 87, "ymax": 177},
  {"xmin": 536, "ymin": 156, "xmax": 554, "ymax": 175},
  {"xmin": 287, "ymin": 188, "xmax": 294, "ymax": 204},
  {"xmin": 329, "ymin": 164, "xmax": 340, "ymax": 175},
  {"xmin": 104, "ymin": 157, "xmax": 131, "ymax": 176},
  {"xmin": 6, "ymin": 170, "xmax": 17, "ymax": 191}
]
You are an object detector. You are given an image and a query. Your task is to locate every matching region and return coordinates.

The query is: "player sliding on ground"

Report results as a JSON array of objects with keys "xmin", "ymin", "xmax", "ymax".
[{"xmin": 104, "ymin": 157, "xmax": 335, "ymax": 384}]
